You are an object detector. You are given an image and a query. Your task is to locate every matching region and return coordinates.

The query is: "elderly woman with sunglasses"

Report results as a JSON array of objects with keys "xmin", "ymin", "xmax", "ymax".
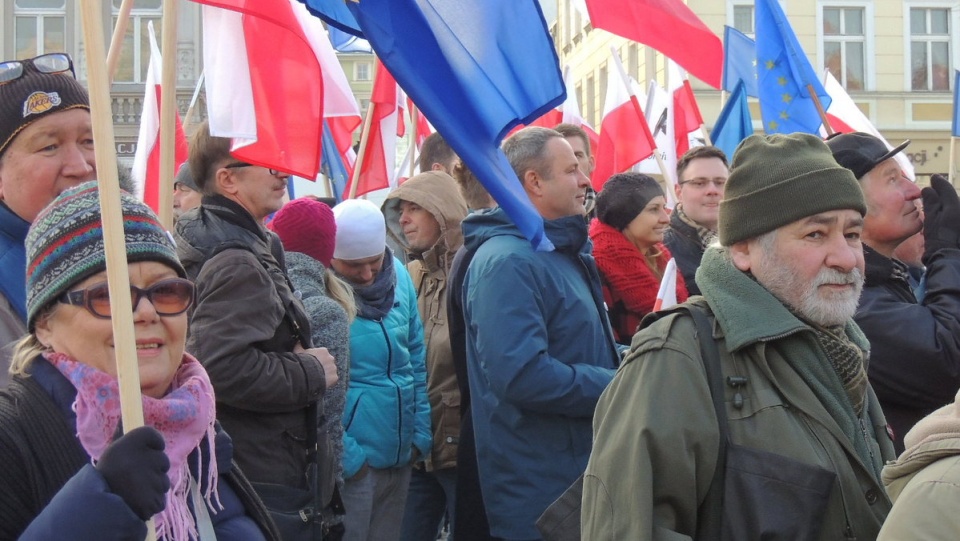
[{"xmin": 0, "ymin": 182, "xmax": 279, "ymax": 540}]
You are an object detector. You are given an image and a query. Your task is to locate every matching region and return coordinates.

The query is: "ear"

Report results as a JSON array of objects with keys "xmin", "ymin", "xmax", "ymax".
[
  {"xmin": 34, "ymin": 313, "xmax": 55, "ymax": 349},
  {"xmin": 430, "ymin": 163, "xmax": 445, "ymax": 172},
  {"xmin": 674, "ymin": 181, "xmax": 683, "ymax": 201},
  {"xmin": 729, "ymin": 240, "xmax": 754, "ymax": 272},
  {"xmin": 215, "ymin": 166, "xmax": 238, "ymax": 196},
  {"xmin": 522, "ymin": 169, "xmax": 542, "ymax": 197}
]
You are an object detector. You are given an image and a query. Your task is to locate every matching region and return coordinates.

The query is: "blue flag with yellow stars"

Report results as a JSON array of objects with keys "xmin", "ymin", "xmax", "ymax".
[{"xmin": 755, "ymin": 0, "xmax": 830, "ymax": 134}]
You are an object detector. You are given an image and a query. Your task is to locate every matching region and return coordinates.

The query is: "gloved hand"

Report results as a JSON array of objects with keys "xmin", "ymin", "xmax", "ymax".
[
  {"xmin": 95, "ymin": 426, "xmax": 171, "ymax": 520},
  {"xmin": 921, "ymin": 174, "xmax": 960, "ymax": 263}
]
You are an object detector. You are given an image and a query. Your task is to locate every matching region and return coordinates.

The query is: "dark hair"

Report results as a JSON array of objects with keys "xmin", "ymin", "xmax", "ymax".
[
  {"xmin": 187, "ymin": 120, "xmax": 232, "ymax": 195},
  {"xmin": 418, "ymin": 132, "xmax": 457, "ymax": 174},
  {"xmin": 676, "ymin": 146, "xmax": 728, "ymax": 182},
  {"xmin": 553, "ymin": 123, "xmax": 591, "ymax": 157}
]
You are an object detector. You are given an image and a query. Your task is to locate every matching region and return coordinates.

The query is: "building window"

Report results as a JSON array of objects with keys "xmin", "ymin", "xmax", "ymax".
[
  {"xmin": 910, "ymin": 7, "xmax": 952, "ymax": 91},
  {"xmin": 111, "ymin": 0, "xmax": 162, "ymax": 84},
  {"xmin": 731, "ymin": 2, "xmax": 755, "ymax": 35},
  {"xmin": 14, "ymin": 0, "xmax": 66, "ymax": 59},
  {"xmin": 822, "ymin": 7, "xmax": 865, "ymax": 90},
  {"xmin": 355, "ymin": 62, "xmax": 371, "ymax": 81},
  {"xmin": 599, "ymin": 64, "xmax": 608, "ymax": 118},
  {"xmin": 628, "ymin": 43, "xmax": 640, "ymax": 81},
  {"xmin": 586, "ymin": 74, "xmax": 596, "ymax": 128}
]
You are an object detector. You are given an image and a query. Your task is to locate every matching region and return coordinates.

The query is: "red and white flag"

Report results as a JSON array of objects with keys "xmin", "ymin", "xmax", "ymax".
[
  {"xmin": 670, "ymin": 61, "xmax": 706, "ymax": 158},
  {"xmin": 820, "ymin": 70, "xmax": 915, "ymax": 181},
  {"xmin": 636, "ymin": 80, "xmax": 678, "ymax": 208},
  {"xmin": 653, "ymin": 258, "xmax": 679, "ymax": 311},
  {"xmin": 346, "ymin": 60, "xmax": 402, "ymax": 198},
  {"xmin": 197, "ymin": 0, "xmax": 323, "ymax": 179},
  {"xmin": 561, "ymin": 65, "xmax": 600, "ymax": 154},
  {"xmin": 594, "ymin": 50, "xmax": 656, "ymax": 190},
  {"xmin": 131, "ymin": 22, "xmax": 188, "ymax": 214}
]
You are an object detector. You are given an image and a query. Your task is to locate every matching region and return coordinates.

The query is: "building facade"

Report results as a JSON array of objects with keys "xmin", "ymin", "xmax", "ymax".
[{"xmin": 554, "ymin": 0, "xmax": 957, "ymax": 183}]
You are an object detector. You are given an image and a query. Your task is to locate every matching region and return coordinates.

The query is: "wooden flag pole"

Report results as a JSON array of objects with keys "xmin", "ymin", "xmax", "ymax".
[
  {"xmin": 699, "ymin": 123, "xmax": 713, "ymax": 146},
  {"xmin": 79, "ymin": 1, "xmax": 155, "ymax": 539},
  {"xmin": 157, "ymin": 0, "xmax": 179, "ymax": 230},
  {"xmin": 349, "ymin": 101, "xmax": 377, "ymax": 199},
  {"xmin": 409, "ymin": 102, "xmax": 418, "ymax": 178},
  {"xmin": 182, "ymin": 71, "xmax": 205, "ymax": 134},
  {"xmin": 106, "ymin": 0, "xmax": 134, "ymax": 83},
  {"xmin": 808, "ymin": 83, "xmax": 834, "ymax": 136}
]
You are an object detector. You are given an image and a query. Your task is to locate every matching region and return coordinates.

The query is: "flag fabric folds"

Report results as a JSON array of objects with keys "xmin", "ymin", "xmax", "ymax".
[
  {"xmin": 321, "ymin": 120, "xmax": 349, "ymax": 203},
  {"xmin": 670, "ymin": 61, "xmax": 706, "ymax": 158},
  {"xmin": 584, "ymin": 0, "xmax": 723, "ymax": 88},
  {"xmin": 347, "ymin": 60, "xmax": 401, "ymax": 198},
  {"xmin": 653, "ymin": 258, "xmax": 678, "ymax": 311},
  {"xmin": 755, "ymin": 0, "xmax": 830, "ymax": 135},
  {"xmin": 820, "ymin": 70, "xmax": 915, "ymax": 181},
  {"xmin": 298, "ymin": 0, "xmax": 363, "ymax": 36},
  {"xmin": 132, "ymin": 22, "xmax": 188, "ymax": 214},
  {"xmin": 594, "ymin": 51, "xmax": 656, "ymax": 191},
  {"xmin": 636, "ymin": 80, "xmax": 677, "ymax": 206},
  {"xmin": 197, "ymin": 0, "xmax": 324, "ymax": 179},
  {"xmin": 560, "ymin": 65, "xmax": 600, "ymax": 155},
  {"xmin": 345, "ymin": 0, "xmax": 565, "ymax": 250},
  {"xmin": 723, "ymin": 26, "xmax": 758, "ymax": 97},
  {"xmin": 711, "ymin": 80, "xmax": 753, "ymax": 161},
  {"xmin": 953, "ymin": 70, "xmax": 960, "ymax": 137}
]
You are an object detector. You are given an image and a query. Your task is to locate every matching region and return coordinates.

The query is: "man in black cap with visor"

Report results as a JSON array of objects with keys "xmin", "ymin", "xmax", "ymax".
[{"xmin": 828, "ymin": 132, "xmax": 960, "ymax": 453}]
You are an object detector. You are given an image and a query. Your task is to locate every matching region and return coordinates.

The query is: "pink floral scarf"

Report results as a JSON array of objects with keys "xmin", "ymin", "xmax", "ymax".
[{"xmin": 45, "ymin": 351, "xmax": 221, "ymax": 540}]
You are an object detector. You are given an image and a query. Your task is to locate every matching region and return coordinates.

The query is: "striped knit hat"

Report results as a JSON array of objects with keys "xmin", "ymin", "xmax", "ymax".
[{"xmin": 25, "ymin": 181, "xmax": 184, "ymax": 330}]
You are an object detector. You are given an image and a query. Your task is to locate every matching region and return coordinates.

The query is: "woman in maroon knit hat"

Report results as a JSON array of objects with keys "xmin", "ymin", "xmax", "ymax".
[{"xmin": 589, "ymin": 172, "xmax": 688, "ymax": 344}]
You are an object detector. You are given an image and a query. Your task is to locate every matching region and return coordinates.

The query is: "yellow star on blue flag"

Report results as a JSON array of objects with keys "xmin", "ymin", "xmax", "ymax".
[{"xmin": 755, "ymin": 0, "xmax": 831, "ymax": 134}]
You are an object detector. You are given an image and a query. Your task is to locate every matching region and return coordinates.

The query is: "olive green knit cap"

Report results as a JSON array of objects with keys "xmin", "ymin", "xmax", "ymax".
[{"xmin": 718, "ymin": 133, "xmax": 866, "ymax": 246}]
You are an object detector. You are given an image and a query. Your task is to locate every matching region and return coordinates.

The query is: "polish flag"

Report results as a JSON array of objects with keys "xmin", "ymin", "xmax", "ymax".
[
  {"xmin": 197, "ymin": 0, "xmax": 323, "ymax": 179},
  {"xmin": 670, "ymin": 61, "xmax": 706, "ymax": 158},
  {"xmin": 131, "ymin": 22, "xmax": 188, "ymax": 214},
  {"xmin": 820, "ymin": 70, "xmax": 915, "ymax": 181},
  {"xmin": 594, "ymin": 50, "xmax": 656, "ymax": 190},
  {"xmin": 653, "ymin": 258, "xmax": 679, "ymax": 311},
  {"xmin": 408, "ymin": 97, "xmax": 434, "ymax": 149},
  {"xmin": 636, "ymin": 80, "xmax": 678, "ymax": 208},
  {"xmin": 560, "ymin": 65, "xmax": 600, "ymax": 154},
  {"xmin": 346, "ymin": 59, "xmax": 401, "ymax": 198}
]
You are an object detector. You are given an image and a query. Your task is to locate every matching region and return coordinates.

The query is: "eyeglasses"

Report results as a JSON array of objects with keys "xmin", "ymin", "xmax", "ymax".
[
  {"xmin": 679, "ymin": 178, "xmax": 727, "ymax": 189},
  {"xmin": 224, "ymin": 162, "xmax": 281, "ymax": 176},
  {"xmin": 58, "ymin": 278, "xmax": 195, "ymax": 319},
  {"xmin": 0, "ymin": 53, "xmax": 75, "ymax": 85}
]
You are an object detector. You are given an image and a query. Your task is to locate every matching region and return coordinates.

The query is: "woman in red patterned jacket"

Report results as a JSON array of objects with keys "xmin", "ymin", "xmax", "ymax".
[{"xmin": 589, "ymin": 172, "xmax": 689, "ymax": 344}]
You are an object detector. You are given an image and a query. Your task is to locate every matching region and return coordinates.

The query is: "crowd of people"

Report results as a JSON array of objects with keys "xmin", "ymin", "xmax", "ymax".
[{"xmin": 2, "ymin": 51, "xmax": 960, "ymax": 541}]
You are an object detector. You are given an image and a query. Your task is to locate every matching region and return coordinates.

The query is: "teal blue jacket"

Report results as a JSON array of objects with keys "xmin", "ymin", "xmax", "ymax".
[{"xmin": 341, "ymin": 258, "xmax": 430, "ymax": 478}]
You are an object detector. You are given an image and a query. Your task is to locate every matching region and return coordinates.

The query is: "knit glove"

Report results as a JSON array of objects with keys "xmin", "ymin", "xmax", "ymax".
[
  {"xmin": 921, "ymin": 174, "xmax": 960, "ymax": 263},
  {"xmin": 95, "ymin": 426, "xmax": 171, "ymax": 520}
]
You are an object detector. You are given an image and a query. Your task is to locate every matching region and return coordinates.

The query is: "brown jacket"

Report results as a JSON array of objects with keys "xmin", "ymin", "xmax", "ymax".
[{"xmin": 383, "ymin": 171, "xmax": 467, "ymax": 470}]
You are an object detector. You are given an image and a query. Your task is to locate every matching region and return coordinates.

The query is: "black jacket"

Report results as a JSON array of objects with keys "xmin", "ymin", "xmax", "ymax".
[
  {"xmin": 663, "ymin": 210, "xmax": 705, "ymax": 296},
  {"xmin": 856, "ymin": 245, "xmax": 960, "ymax": 454},
  {"xmin": 175, "ymin": 195, "xmax": 327, "ymax": 488}
]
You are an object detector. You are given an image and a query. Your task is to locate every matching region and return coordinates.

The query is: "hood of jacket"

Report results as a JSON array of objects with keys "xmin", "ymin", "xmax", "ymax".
[
  {"xmin": 383, "ymin": 171, "xmax": 467, "ymax": 271},
  {"xmin": 882, "ymin": 388, "xmax": 960, "ymax": 488},
  {"xmin": 462, "ymin": 206, "xmax": 591, "ymax": 256}
]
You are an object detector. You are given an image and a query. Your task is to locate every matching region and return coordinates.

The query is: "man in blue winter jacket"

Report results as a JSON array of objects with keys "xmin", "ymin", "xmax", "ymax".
[{"xmin": 461, "ymin": 126, "xmax": 619, "ymax": 540}]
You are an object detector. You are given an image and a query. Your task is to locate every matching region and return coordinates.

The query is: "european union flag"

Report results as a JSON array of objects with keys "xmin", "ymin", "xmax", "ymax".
[
  {"xmin": 347, "ymin": 0, "xmax": 565, "ymax": 250},
  {"xmin": 755, "ymin": 0, "xmax": 830, "ymax": 134},
  {"xmin": 321, "ymin": 120, "xmax": 348, "ymax": 204},
  {"xmin": 712, "ymin": 80, "xmax": 754, "ymax": 159},
  {"xmin": 722, "ymin": 26, "xmax": 758, "ymax": 97},
  {"xmin": 953, "ymin": 70, "xmax": 960, "ymax": 137},
  {"xmin": 298, "ymin": 0, "xmax": 362, "ymax": 36}
]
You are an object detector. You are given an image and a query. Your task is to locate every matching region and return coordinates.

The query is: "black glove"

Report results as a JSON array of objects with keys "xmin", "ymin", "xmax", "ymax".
[
  {"xmin": 96, "ymin": 426, "xmax": 171, "ymax": 520},
  {"xmin": 921, "ymin": 174, "xmax": 960, "ymax": 263}
]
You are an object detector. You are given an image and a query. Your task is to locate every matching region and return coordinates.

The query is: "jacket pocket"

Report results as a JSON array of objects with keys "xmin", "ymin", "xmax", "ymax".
[
  {"xmin": 722, "ymin": 443, "xmax": 836, "ymax": 541},
  {"xmin": 439, "ymin": 391, "xmax": 461, "ymax": 445},
  {"xmin": 343, "ymin": 391, "xmax": 364, "ymax": 431}
]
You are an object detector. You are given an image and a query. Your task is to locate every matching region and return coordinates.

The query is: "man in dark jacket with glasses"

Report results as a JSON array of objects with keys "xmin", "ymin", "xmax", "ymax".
[{"xmin": 0, "ymin": 53, "xmax": 95, "ymax": 385}]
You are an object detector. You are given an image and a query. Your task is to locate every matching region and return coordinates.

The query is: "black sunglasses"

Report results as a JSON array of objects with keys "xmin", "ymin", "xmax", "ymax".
[
  {"xmin": 224, "ymin": 161, "xmax": 282, "ymax": 176},
  {"xmin": 0, "ymin": 53, "xmax": 75, "ymax": 85},
  {"xmin": 58, "ymin": 278, "xmax": 195, "ymax": 319}
]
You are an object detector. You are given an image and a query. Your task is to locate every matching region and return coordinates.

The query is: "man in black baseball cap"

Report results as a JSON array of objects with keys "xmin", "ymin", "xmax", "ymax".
[{"xmin": 828, "ymin": 131, "xmax": 960, "ymax": 453}]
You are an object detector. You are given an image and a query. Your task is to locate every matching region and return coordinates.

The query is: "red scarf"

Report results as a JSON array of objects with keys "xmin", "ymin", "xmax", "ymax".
[{"xmin": 589, "ymin": 219, "xmax": 688, "ymax": 341}]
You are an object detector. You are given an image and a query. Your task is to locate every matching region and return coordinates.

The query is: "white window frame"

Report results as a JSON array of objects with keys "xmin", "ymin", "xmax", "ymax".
[
  {"xmin": 816, "ymin": 1, "xmax": 874, "ymax": 91},
  {"xmin": 902, "ymin": 0, "xmax": 959, "ymax": 92},
  {"xmin": 354, "ymin": 61, "xmax": 371, "ymax": 82},
  {"xmin": 13, "ymin": 0, "xmax": 67, "ymax": 58},
  {"xmin": 726, "ymin": 0, "xmax": 756, "ymax": 36},
  {"xmin": 110, "ymin": 1, "xmax": 162, "ymax": 84}
]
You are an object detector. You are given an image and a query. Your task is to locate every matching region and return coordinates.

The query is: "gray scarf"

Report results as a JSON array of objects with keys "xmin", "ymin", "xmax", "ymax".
[{"xmin": 352, "ymin": 249, "xmax": 396, "ymax": 320}]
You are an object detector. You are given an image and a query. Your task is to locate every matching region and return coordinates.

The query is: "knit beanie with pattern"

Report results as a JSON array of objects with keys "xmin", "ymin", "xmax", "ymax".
[
  {"xmin": 719, "ymin": 133, "xmax": 866, "ymax": 246},
  {"xmin": 25, "ymin": 181, "xmax": 184, "ymax": 329},
  {"xmin": 268, "ymin": 197, "xmax": 337, "ymax": 267},
  {"xmin": 596, "ymin": 172, "xmax": 665, "ymax": 231},
  {"xmin": 0, "ymin": 57, "xmax": 89, "ymax": 158}
]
